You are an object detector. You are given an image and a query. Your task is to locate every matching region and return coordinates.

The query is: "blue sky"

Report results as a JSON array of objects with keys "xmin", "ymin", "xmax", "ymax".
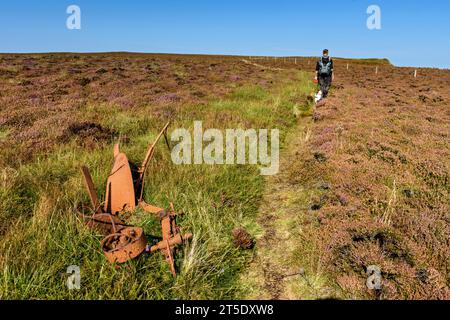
[{"xmin": 0, "ymin": 0, "xmax": 449, "ymax": 68}]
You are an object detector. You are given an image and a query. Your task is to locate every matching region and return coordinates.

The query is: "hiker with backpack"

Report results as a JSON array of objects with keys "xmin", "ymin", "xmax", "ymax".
[{"xmin": 315, "ymin": 49, "xmax": 334, "ymax": 101}]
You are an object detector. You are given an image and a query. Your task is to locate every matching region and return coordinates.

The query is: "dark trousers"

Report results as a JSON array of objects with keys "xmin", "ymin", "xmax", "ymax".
[{"xmin": 319, "ymin": 75, "xmax": 332, "ymax": 97}]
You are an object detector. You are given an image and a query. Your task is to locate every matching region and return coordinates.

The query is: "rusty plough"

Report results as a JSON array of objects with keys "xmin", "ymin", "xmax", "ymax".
[{"xmin": 80, "ymin": 122, "xmax": 192, "ymax": 277}]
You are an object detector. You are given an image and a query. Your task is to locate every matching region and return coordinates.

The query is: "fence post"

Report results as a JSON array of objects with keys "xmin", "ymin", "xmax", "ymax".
[
  {"xmin": 347, "ymin": 63, "xmax": 349, "ymax": 70},
  {"xmin": 375, "ymin": 66, "xmax": 378, "ymax": 74},
  {"xmin": 414, "ymin": 69, "xmax": 417, "ymax": 78}
]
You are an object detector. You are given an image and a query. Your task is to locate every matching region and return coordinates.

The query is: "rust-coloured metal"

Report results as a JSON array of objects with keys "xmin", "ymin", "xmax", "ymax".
[
  {"xmin": 136, "ymin": 121, "xmax": 171, "ymax": 202},
  {"xmin": 101, "ymin": 227, "xmax": 147, "ymax": 263},
  {"xmin": 80, "ymin": 165, "xmax": 102, "ymax": 214},
  {"xmin": 139, "ymin": 201, "xmax": 164, "ymax": 214},
  {"xmin": 104, "ymin": 144, "xmax": 136, "ymax": 215},
  {"xmin": 80, "ymin": 121, "xmax": 192, "ymax": 275},
  {"xmin": 149, "ymin": 233, "xmax": 193, "ymax": 253},
  {"xmin": 143, "ymin": 203, "xmax": 193, "ymax": 277},
  {"xmin": 81, "ymin": 165, "xmax": 126, "ymax": 234}
]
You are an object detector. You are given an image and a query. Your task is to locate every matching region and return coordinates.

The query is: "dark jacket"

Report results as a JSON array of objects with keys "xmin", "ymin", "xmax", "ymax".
[{"xmin": 316, "ymin": 56, "xmax": 334, "ymax": 77}]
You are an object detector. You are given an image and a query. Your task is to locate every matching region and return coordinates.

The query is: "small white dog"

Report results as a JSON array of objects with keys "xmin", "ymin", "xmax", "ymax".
[{"xmin": 314, "ymin": 90, "xmax": 323, "ymax": 103}]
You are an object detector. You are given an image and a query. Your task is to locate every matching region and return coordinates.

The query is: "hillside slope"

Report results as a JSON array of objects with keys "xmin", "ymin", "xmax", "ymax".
[{"xmin": 242, "ymin": 57, "xmax": 450, "ymax": 299}]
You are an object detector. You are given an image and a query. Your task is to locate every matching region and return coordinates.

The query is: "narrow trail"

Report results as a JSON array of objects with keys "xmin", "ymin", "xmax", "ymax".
[
  {"xmin": 241, "ymin": 59, "xmax": 284, "ymax": 71},
  {"xmin": 241, "ymin": 115, "xmax": 322, "ymax": 300},
  {"xmin": 239, "ymin": 66, "xmax": 341, "ymax": 299}
]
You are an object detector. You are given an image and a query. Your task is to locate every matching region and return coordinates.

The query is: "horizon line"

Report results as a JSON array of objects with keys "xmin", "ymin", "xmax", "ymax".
[{"xmin": 0, "ymin": 51, "xmax": 448, "ymax": 70}]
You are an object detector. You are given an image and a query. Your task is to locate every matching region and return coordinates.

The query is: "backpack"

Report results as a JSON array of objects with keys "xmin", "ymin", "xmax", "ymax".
[{"xmin": 318, "ymin": 58, "xmax": 332, "ymax": 75}]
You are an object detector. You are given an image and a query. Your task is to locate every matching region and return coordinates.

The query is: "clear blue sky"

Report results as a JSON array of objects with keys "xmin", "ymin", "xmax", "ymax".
[{"xmin": 1, "ymin": 0, "xmax": 449, "ymax": 68}]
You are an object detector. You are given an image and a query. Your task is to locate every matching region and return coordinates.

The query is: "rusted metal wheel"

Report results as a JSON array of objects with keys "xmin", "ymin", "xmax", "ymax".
[{"xmin": 101, "ymin": 227, "xmax": 147, "ymax": 263}]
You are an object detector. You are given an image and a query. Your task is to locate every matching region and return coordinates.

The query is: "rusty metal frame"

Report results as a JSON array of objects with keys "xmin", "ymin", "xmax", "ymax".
[
  {"xmin": 80, "ymin": 121, "xmax": 191, "ymax": 277},
  {"xmin": 145, "ymin": 203, "xmax": 193, "ymax": 276}
]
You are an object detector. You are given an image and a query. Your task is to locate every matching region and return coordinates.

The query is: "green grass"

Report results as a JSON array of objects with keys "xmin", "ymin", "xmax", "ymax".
[
  {"xmin": 0, "ymin": 129, "xmax": 9, "ymax": 141},
  {"xmin": 0, "ymin": 70, "xmax": 313, "ymax": 299}
]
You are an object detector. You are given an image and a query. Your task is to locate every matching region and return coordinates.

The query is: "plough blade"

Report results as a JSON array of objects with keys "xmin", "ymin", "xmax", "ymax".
[{"xmin": 104, "ymin": 145, "xmax": 136, "ymax": 215}]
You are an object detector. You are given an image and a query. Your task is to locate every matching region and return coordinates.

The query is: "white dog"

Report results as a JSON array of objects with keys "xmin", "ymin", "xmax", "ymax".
[{"xmin": 314, "ymin": 90, "xmax": 323, "ymax": 103}]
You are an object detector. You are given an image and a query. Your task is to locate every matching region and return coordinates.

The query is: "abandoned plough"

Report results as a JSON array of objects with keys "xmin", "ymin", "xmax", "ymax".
[{"xmin": 80, "ymin": 122, "xmax": 192, "ymax": 277}]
